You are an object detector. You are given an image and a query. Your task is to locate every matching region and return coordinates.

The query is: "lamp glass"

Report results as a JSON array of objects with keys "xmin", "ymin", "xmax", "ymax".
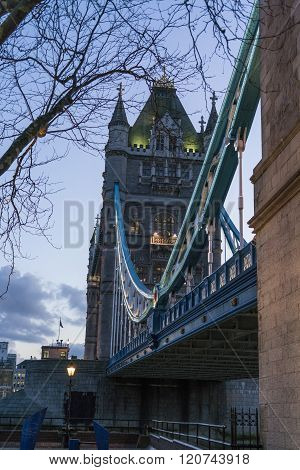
[{"xmin": 67, "ymin": 363, "xmax": 76, "ymax": 377}]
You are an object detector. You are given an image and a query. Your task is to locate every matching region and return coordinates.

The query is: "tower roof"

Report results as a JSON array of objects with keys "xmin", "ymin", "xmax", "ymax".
[
  {"xmin": 205, "ymin": 91, "xmax": 218, "ymax": 135},
  {"xmin": 129, "ymin": 79, "xmax": 200, "ymax": 151},
  {"xmin": 109, "ymin": 84, "xmax": 129, "ymax": 127},
  {"xmin": 153, "ymin": 67, "xmax": 175, "ymax": 89}
]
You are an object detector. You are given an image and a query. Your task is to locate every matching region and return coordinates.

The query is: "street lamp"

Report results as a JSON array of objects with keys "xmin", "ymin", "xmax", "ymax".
[
  {"xmin": 65, "ymin": 362, "xmax": 76, "ymax": 447},
  {"xmin": 67, "ymin": 362, "xmax": 76, "ymax": 378}
]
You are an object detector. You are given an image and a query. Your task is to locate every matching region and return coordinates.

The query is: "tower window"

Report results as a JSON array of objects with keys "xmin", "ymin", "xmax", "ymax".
[
  {"xmin": 168, "ymin": 164, "xmax": 176, "ymax": 178},
  {"xmin": 156, "ymin": 132, "xmax": 165, "ymax": 151},
  {"xmin": 142, "ymin": 164, "xmax": 151, "ymax": 176},
  {"xmin": 136, "ymin": 265, "xmax": 147, "ymax": 283},
  {"xmin": 156, "ymin": 164, "xmax": 164, "ymax": 177},
  {"xmin": 130, "ymin": 221, "xmax": 141, "ymax": 235},
  {"xmin": 152, "ymin": 264, "xmax": 165, "ymax": 284},
  {"xmin": 153, "ymin": 213, "xmax": 175, "ymax": 238},
  {"xmin": 182, "ymin": 165, "xmax": 190, "ymax": 180},
  {"xmin": 169, "ymin": 135, "xmax": 177, "ymax": 153}
]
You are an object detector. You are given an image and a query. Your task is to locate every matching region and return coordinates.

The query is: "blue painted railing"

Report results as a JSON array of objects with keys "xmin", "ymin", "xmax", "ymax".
[
  {"xmin": 161, "ymin": 241, "xmax": 256, "ymax": 329},
  {"xmin": 110, "ymin": 329, "xmax": 149, "ymax": 364},
  {"xmin": 109, "ymin": 242, "xmax": 256, "ymax": 370}
]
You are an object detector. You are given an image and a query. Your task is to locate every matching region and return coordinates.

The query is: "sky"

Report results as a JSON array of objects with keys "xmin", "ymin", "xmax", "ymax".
[{"xmin": 0, "ymin": 6, "xmax": 261, "ymax": 363}]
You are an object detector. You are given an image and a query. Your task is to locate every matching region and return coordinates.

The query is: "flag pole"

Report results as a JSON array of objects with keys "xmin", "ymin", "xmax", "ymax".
[{"xmin": 58, "ymin": 317, "xmax": 61, "ymax": 342}]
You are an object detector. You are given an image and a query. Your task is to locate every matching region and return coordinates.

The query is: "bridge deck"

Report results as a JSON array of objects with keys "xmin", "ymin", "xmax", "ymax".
[
  {"xmin": 108, "ymin": 313, "xmax": 258, "ymax": 380},
  {"xmin": 107, "ymin": 243, "xmax": 258, "ymax": 381}
]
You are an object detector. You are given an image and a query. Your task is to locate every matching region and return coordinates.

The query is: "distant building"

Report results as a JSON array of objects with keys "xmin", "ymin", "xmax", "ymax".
[
  {"xmin": 0, "ymin": 342, "xmax": 8, "ymax": 363},
  {"xmin": 13, "ymin": 362, "xmax": 26, "ymax": 392},
  {"xmin": 0, "ymin": 362, "xmax": 13, "ymax": 399},
  {"xmin": 7, "ymin": 353, "xmax": 16, "ymax": 371},
  {"xmin": 41, "ymin": 340, "xmax": 69, "ymax": 360},
  {"xmin": 0, "ymin": 344, "xmax": 16, "ymax": 398}
]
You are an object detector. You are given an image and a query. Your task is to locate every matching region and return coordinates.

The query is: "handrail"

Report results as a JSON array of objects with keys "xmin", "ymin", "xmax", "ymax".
[
  {"xmin": 149, "ymin": 419, "xmax": 229, "ymax": 449},
  {"xmin": 150, "ymin": 427, "xmax": 231, "ymax": 447},
  {"xmin": 162, "ymin": 241, "xmax": 256, "ymax": 329},
  {"xmin": 151, "ymin": 419, "xmax": 226, "ymax": 428}
]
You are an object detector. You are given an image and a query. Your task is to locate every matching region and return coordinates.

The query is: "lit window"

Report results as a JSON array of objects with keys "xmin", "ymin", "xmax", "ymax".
[
  {"xmin": 130, "ymin": 221, "xmax": 140, "ymax": 235},
  {"xmin": 136, "ymin": 266, "xmax": 147, "ymax": 283},
  {"xmin": 152, "ymin": 265, "xmax": 165, "ymax": 284},
  {"xmin": 60, "ymin": 351, "xmax": 66, "ymax": 359},
  {"xmin": 42, "ymin": 350, "xmax": 49, "ymax": 359},
  {"xmin": 153, "ymin": 213, "xmax": 175, "ymax": 238}
]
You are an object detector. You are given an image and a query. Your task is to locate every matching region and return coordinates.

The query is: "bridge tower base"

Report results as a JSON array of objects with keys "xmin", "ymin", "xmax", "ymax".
[{"xmin": 250, "ymin": 0, "xmax": 300, "ymax": 450}]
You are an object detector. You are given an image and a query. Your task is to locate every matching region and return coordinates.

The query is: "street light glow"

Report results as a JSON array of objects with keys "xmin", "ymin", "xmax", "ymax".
[{"xmin": 67, "ymin": 362, "xmax": 76, "ymax": 377}]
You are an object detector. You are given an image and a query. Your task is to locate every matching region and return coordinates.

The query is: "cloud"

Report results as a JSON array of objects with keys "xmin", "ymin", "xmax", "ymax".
[
  {"xmin": 0, "ymin": 266, "xmax": 56, "ymax": 343},
  {"xmin": 56, "ymin": 284, "xmax": 86, "ymax": 327},
  {"xmin": 0, "ymin": 266, "xmax": 86, "ymax": 346},
  {"xmin": 58, "ymin": 284, "xmax": 85, "ymax": 312}
]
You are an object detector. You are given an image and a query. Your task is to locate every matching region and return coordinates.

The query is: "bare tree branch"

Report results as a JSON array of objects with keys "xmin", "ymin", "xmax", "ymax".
[{"xmin": 0, "ymin": 0, "xmax": 42, "ymax": 45}]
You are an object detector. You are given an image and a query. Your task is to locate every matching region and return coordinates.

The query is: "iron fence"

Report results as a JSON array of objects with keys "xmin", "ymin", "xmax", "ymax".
[
  {"xmin": 230, "ymin": 408, "xmax": 260, "ymax": 449},
  {"xmin": 0, "ymin": 410, "xmax": 261, "ymax": 449}
]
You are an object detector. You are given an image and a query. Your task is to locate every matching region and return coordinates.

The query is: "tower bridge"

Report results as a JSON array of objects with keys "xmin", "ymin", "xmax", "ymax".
[
  {"xmin": 83, "ymin": 1, "xmax": 261, "ymax": 439},
  {"xmin": 0, "ymin": 0, "xmax": 298, "ymax": 452},
  {"xmin": 85, "ymin": 2, "xmax": 260, "ymax": 360},
  {"xmin": 83, "ymin": 0, "xmax": 300, "ymax": 450}
]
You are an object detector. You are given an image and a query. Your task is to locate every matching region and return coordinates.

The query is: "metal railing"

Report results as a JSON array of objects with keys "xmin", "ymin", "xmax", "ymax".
[
  {"xmin": 0, "ymin": 413, "xmax": 261, "ymax": 449},
  {"xmin": 161, "ymin": 242, "xmax": 256, "ymax": 329},
  {"xmin": 230, "ymin": 408, "xmax": 260, "ymax": 449},
  {"xmin": 0, "ymin": 416, "xmax": 148, "ymax": 433},
  {"xmin": 149, "ymin": 420, "xmax": 230, "ymax": 450},
  {"xmin": 111, "ymin": 329, "xmax": 149, "ymax": 363},
  {"xmin": 108, "ymin": 242, "xmax": 256, "ymax": 371}
]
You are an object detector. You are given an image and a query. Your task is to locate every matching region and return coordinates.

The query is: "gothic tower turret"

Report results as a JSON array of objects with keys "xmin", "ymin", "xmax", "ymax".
[
  {"xmin": 107, "ymin": 83, "xmax": 129, "ymax": 150},
  {"xmin": 204, "ymin": 92, "xmax": 218, "ymax": 150}
]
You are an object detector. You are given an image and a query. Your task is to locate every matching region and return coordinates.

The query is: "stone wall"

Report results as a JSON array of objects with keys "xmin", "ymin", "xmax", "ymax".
[
  {"xmin": 0, "ymin": 360, "xmax": 105, "ymax": 420},
  {"xmin": 0, "ymin": 359, "xmax": 258, "ymax": 437},
  {"xmin": 250, "ymin": 0, "xmax": 300, "ymax": 449}
]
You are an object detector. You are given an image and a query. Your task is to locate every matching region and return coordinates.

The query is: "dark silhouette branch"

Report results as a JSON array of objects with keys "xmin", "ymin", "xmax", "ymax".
[{"xmin": 0, "ymin": 0, "xmax": 43, "ymax": 45}]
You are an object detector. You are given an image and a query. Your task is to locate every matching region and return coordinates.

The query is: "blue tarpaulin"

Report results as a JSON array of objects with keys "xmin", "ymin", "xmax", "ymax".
[
  {"xmin": 93, "ymin": 421, "xmax": 109, "ymax": 450},
  {"xmin": 20, "ymin": 408, "xmax": 47, "ymax": 450}
]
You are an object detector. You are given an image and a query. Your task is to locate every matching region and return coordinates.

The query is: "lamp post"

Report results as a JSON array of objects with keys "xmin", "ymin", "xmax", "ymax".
[
  {"xmin": 234, "ymin": 127, "xmax": 247, "ymax": 250},
  {"xmin": 66, "ymin": 362, "xmax": 76, "ymax": 447}
]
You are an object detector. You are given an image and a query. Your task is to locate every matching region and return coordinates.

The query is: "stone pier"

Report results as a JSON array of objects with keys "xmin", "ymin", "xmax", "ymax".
[{"xmin": 250, "ymin": 0, "xmax": 300, "ymax": 449}]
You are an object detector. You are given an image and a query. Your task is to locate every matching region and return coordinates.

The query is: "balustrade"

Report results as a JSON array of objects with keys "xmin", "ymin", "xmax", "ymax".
[{"xmin": 110, "ymin": 242, "xmax": 256, "ymax": 362}]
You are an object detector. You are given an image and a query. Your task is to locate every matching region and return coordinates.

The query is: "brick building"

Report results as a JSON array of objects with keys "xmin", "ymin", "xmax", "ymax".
[{"xmin": 41, "ymin": 341, "xmax": 69, "ymax": 360}]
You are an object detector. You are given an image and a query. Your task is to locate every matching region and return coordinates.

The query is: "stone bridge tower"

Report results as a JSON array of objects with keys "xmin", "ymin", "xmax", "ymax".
[
  {"xmin": 250, "ymin": 0, "xmax": 300, "ymax": 450},
  {"xmin": 84, "ymin": 76, "xmax": 220, "ymax": 361}
]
